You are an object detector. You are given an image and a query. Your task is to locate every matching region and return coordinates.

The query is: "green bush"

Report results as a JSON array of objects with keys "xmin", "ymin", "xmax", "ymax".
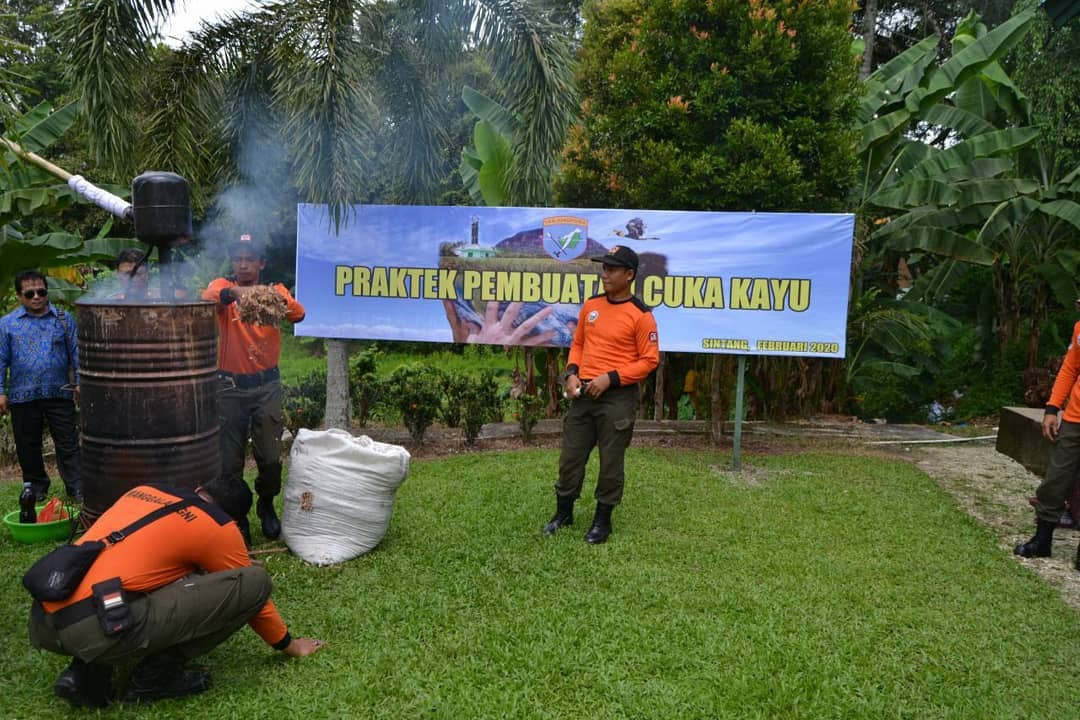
[
  {"xmin": 510, "ymin": 393, "xmax": 546, "ymax": 443},
  {"xmin": 852, "ymin": 363, "xmax": 924, "ymax": 422},
  {"xmin": 440, "ymin": 371, "xmax": 471, "ymax": 428},
  {"xmin": 349, "ymin": 346, "xmax": 383, "ymax": 427},
  {"xmin": 459, "ymin": 370, "xmax": 504, "ymax": 445},
  {"xmin": 384, "ymin": 363, "xmax": 445, "ymax": 445},
  {"xmin": 282, "ymin": 368, "xmax": 327, "ymax": 436},
  {"xmin": 935, "ymin": 329, "xmax": 1025, "ymax": 421}
]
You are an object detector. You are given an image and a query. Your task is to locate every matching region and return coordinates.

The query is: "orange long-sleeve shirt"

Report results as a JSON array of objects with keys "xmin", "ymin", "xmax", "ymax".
[
  {"xmin": 201, "ymin": 278, "xmax": 305, "ymax": 375},
  {"xmin": 41, "ymin": 484, "xmax": 289, "ymax": 647},
  {"xmin": 567, "ymin": 294, "xmax": 659, "ymax": 387},
  {"xmin": 1047, "ymin": 321, "xmax": 1080, "ymax": 423}
]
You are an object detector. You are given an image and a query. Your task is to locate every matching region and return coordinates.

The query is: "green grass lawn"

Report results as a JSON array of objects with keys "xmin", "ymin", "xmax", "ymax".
[{"xmin": 2, "ymin": 447, "xmax": 1079, "ymax": 719}]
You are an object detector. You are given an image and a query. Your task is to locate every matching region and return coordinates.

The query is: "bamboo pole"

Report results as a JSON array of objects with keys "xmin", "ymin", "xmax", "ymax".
[
  {"xmin": 0, "ymin": 136, "xmax": 73, "ymax": 180},
  {"xmin": 1, "ymin": 135, "xmax": 132, "ymax": 220}
]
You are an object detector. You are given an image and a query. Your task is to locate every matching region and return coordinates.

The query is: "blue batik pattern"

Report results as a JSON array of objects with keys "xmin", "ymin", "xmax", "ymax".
[{"xmin": 0, "ymin": 303, "xmax": 79, "ymax": 402}]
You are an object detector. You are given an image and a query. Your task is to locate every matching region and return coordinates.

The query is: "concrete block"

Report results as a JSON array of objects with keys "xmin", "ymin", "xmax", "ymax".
[{"xmin": 996, "ymin": 406, "xmax": 1053, "ymax": 477}]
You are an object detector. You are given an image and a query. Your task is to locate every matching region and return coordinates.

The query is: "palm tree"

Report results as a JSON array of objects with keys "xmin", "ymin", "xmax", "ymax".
[{"xmin": 59, "ymin": 0, "xmax": 579, "ymax": 427}]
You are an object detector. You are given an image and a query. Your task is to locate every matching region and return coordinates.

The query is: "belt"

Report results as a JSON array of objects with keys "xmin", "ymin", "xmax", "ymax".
[
  {"xmin": 34, "ymin": 597, "xmax": 96, "ymax": 630},
  {"xmin": 34, "ymin": 588, "xmax": 144, "ymax": 631},
  {"xmin": 219, "ymin": 366, "xmax": 279, "ymax": 389}
]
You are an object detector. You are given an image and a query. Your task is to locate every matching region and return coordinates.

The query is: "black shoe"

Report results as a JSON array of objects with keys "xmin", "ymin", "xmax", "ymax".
[
  {"xmin": 584, "ymin": 502, "xmax": 614, "ymax": 545},
  {"xmin": 53, "ymin": 659, "xmax": 112, "ymax": 708},
  {"xmin": 123, "ymin": 655, "xmax": 211, "ymax": 704},
  {"xmin": 1015, "ymin": 519, "xmax": 1056, "ymax": 558},
  {"xmin": 257, "ymin": 498, "xmax": 281, "ymax": 540},
  {"xmin": 543, "ymin": 495, "xmax": 576, "ymax": 536},
  {"xmin": 236, "ymin": 516, "xmax": 253, "ymax": 547}
]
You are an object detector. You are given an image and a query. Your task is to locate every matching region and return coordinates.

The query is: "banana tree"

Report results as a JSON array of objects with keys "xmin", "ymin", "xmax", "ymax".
[
  {"xmin": 857, "ymin": 8, "xmax": 1080, "ymax": 373},
  {"xmin": 0, "ymin": 101, "xmax": 135, "ymax": 300},
  {"xmin": 459, "ymin": 86, "xmax": 519, "ymax": 207}
]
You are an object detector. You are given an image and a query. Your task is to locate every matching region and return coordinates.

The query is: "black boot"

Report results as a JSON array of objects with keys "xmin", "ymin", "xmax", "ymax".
[
  {"xmin": 1014, "ymin": 519, "xmax": 1056, "ymax": 558},
  {"xmin": 584, "ymin": 503, "xmax": 614, "ymax": 545},
  {"xmin": 543, "ymin": 495, "xmax": 576, "ymax": 536},
  {"xmin": 257, "ymin": 497, "xmax": 281, "ymax": 540},
  {"xmin": 53, "ymin": 658, "xmax": 113, "ymax": 708},
  {"xmin": 122, "ymin": 653, "xmax": 211, "ymax": 704}
]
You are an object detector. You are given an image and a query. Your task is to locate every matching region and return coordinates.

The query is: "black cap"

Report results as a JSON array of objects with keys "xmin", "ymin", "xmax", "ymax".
[
  {"xmin": 591, "ymin": 245, "xmax": 639, "ymax": 272},
  {"xmin": 228, "ymin": 233, "xmax": 265, "ymax": 257}
]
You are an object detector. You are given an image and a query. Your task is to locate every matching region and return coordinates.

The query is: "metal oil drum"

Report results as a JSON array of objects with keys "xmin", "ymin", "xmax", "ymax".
[{"xmin": 76, "ymin": 300, "xmax": 219, "ymax": 521}]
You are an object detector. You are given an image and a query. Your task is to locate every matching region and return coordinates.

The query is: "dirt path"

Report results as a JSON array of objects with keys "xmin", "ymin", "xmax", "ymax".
[{"xmin": 910, "ymin": 441, "xmax": 1080, "ymax": 611}]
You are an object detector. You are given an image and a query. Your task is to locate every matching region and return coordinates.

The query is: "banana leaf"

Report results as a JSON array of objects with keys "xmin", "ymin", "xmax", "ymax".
[
  {"xmin": 0, "ymin": 231, "xmax": 83, "ymax": 292},
  {"xmin": 13, "ymin": 100, "xmax": 80, "ymax": 155},
  {"xmin": 903, "ymin": 258, "xmax": 968, "ymax": 304},
  {"xmin": 884, "ymin": 226, "xmax": 996, "ymax": 265},
  {"xmin": 921, "ymin": 103, "xmax": 996, "ymax": 139},
  {"xmin": 1039, "ymin": 199, "xmax": 1080, "ymax": 232},
  {"xmin": 907, "ymin": 127, "xmax": 1038, "ymax": 179},
  {"xmin": 975, "ymin": 196, "xmax": 1039, "ymax": 246},
  {"xmin": 935, "ymin": 9, "xmax": 1036, "ymax": 93},
  {"xmin": 871, "ymin": 179, "xmax": 959, "ymax": 209},
  {"xmin": 954, "ymin": 178, "xmax": 1039, "ymax": 206}
]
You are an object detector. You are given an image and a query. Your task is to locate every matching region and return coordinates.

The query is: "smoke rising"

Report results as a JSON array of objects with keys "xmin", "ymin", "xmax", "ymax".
[{"xmin": 195, "ymin": 120, "xmax": 300, "ymax": 286}]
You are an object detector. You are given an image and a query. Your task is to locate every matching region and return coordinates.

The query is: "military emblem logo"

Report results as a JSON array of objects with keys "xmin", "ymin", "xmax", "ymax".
[{"xmin": 543, "ymin": 216, "xmax": 588, "ymax": 261}]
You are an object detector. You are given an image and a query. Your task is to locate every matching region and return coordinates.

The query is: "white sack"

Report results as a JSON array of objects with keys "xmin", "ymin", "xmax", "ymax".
[{"xmin": 281, "ymin": 428, "xmax": 410, "ymax": 566}]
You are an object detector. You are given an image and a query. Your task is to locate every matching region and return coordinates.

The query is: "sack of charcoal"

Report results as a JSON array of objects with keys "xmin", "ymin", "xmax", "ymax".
[{"xmin": 281, "ymin": 428, "xmax": 410, "ymax": 565}]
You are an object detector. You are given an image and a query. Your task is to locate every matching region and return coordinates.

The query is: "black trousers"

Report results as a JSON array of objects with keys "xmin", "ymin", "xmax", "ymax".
[
  {"xmin": 556, "ymin": 384, "xmax": 639, "ymax": 506},
  {"xmin": 218, "ymin": 381, "xmax": 284, "ymax": 509},
  {"xmin": 1035, "ymin": 419, "xmax": 1080, "ymax": 523},
  {"xmin": 10, "ymin": 398, "xmax": 81, "ymax": 499}
]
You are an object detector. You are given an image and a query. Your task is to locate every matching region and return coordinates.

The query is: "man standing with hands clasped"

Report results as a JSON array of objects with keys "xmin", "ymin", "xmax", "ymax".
[
  {"xmin": 543, "ymin": 246, "xmax": 659, "ymax": 544},
  {"xmin": 202, "ymin": 234, "xmax": 305, "ymax": 545},
  {"xmin": 0, "ymin": 270, "xmax": 82, "ymax": 502}
]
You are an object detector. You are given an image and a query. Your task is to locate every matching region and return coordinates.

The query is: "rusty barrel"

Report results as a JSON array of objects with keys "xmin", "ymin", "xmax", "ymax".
[{"xmin": 77, "ymin": 300, "xmax": 219, "ymax": 521}]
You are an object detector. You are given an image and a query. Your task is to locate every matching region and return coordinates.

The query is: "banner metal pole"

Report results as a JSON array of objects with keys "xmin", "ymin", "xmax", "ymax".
[{"xmin": 733, "ymin": 354, "xmax": 746, "ymax": 471}]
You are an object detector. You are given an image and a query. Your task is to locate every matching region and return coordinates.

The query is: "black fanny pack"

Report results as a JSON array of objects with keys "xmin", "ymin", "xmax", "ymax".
[{"xmin": 22, "ymin": 498, "xmax": 195, "ymax": 602}]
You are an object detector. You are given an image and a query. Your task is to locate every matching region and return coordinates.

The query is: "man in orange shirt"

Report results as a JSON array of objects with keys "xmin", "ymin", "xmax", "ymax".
[
  {"xmin": 543, "ymin": 246, "xmax": 659, "ymax": 544},
  {"xmin": 1016, "ymin": 319, "xmax": 1080, "ymax": 566},
  {"xmin": 28, "ymin": 479, "xmax": 324, "ymax": 707},
  {"xmin": 202, "ymin": 234, "xmax": 305, "ymax": 544}
]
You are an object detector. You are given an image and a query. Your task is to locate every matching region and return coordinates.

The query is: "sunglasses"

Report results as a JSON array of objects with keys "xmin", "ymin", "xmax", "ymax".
[{"xmin": 22, "ymin": 288, "xmax": 48, "ymax": 299}]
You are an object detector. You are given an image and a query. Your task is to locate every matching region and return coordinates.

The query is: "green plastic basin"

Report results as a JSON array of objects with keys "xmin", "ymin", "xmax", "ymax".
[{"xmin": 4, "ymin": 504, "xmax": 75, "ymax": 544}]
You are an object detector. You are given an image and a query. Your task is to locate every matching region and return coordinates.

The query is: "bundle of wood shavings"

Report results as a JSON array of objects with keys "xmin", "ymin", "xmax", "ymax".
[{"xmin": 238, "ymin": 285, "xmax": 287, "ymax": 325}]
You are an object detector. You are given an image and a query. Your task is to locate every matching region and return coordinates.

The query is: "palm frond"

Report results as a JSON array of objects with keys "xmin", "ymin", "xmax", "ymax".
[{"xmin": 273, "ymin": 0, "xmax": 376, "ymax": 228}]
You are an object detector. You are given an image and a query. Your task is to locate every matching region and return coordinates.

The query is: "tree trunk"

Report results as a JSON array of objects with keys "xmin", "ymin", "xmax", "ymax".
[
  {"xmin": 710, "ymin": 354, "xmax": 724, "ymax": 443},
  {"xmin": 860, "ymin": 0, "xmax": 877, "ymax": 81},
  {"xmin": 324, "ymin": 339, "xmax": 351, "ymax": 430},
  {"xmin": 654, "ymin": 352, "xmax": 666, "ymax": 420},
  {"xmin": 524, "ymin": 348, "xmax": 535, "ymax": 395},
  {"xmin": 545, "ymin": 351, "xmax": 561, "ymax": 416},
  {"xmin": 993, "ymin": 264, "xmax": 1021, "ymax": 352},
  {"xmin": 1026, "ymin": 281, "xmax": 1047, "ymax": 375}
]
